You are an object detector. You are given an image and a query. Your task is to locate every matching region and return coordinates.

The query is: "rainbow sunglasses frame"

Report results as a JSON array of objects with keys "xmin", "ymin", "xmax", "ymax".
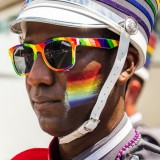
[{"xmin": 9, "ymin": 37, "xmax": 119, "ymax": 76}]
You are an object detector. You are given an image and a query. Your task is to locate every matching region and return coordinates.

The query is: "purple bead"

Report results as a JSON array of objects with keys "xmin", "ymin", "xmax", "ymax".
[
  {"xmin": 122, "ymin": 147, "xmax": 126, "ymax": 150},
  {"xmin": 120, "ymin": 149, "xmax": 125, "ymax": 154},
  {"xmin": 128, "ymin": 141, "xmax": 132, "ymax": 145},
  {"xmin": 125, "ymin": 144, "xmax": 129, "ymax": 148},
  {"xmin": 118, "ymin": 153, "xmax": 121, "ymax": 157}
]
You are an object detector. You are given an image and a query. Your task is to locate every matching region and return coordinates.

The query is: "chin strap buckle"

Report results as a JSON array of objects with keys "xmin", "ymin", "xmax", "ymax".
[
  {"xmin": 76, "ymin": 118, "xmax": 100, "ymax": 135},
  {"xmin": 83, "ymin": 118, "xmax": 100, "ymax": 132},
  {"xmin": 59, "ymin": 118, "xmax": 100, "ymax": 144}
]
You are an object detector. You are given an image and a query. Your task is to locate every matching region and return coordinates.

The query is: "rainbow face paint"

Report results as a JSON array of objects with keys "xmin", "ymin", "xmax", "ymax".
[{"xmin": 65, "ymin": 63, "xmax": 103, "ymax": 108}]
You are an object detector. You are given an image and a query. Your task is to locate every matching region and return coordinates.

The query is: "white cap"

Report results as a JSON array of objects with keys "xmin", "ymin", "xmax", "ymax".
[{"xmin": 9, "ymin": 0, "xmax": 158, "ymax": 70}]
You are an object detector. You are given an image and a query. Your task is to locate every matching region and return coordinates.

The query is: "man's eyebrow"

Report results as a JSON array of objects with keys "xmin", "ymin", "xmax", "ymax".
[
  {"xmin": 23, "ymin": 40, "xmax": 35, "ymax": 44},
  {"xmin": 46, "ymin": 37, "xmax": 55, "ymax": 41},
  {"xmin": 23, "ymin": 37, "xmax": 54, "ymax": 44}
]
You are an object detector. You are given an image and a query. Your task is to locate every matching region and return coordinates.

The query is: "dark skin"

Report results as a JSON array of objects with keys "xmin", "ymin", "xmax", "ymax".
[{"xmin": 23, "ymin": 22, "xmax": 138, "ymax": 159}]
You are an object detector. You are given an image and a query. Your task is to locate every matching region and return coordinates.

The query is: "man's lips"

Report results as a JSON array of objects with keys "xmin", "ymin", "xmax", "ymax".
[{"xmin": 33, "ymin": 101, "xmax": 61, "ymax": 111}]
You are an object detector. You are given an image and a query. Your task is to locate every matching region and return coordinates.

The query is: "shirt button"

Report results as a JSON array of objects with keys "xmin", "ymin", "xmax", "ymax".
[{"xmin": 129, "ymin": 155, "xmax": 140, "ymax": 160}]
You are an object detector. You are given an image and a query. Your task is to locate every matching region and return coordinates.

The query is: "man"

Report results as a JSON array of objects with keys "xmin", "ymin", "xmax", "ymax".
[
  {"xmin": 125, "ymin": 32, "xmax": 160, "ymax": 146},
  {"xmin": 9, "ymin": 0, "xmax": 160, "ymax": 160}
]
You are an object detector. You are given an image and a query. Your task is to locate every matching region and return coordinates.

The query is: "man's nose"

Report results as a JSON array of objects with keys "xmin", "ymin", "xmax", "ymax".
[{"xmin": 26, "ymin": 54, "xmax": 55, "ymax": 86}]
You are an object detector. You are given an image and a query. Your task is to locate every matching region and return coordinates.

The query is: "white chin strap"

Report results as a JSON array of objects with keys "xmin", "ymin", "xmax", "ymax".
[{"xmin": 59, "ymin": 28, "xmax": 130, "ymax": 144}]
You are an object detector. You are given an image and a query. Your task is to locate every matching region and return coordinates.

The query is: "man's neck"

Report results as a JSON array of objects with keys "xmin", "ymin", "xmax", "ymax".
[{"xmin": 59, "ymin": 112, "xmax": 124, "ymax": 160}]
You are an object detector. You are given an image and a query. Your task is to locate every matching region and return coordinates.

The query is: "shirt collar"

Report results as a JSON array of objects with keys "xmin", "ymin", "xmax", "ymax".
[
  {"xmin": 74, "ymin": 113, "xmax": 132, "ymax": 160},
  {"xmin": 48, "ymin": 113, "xmax": 133, "ymax": 160}
]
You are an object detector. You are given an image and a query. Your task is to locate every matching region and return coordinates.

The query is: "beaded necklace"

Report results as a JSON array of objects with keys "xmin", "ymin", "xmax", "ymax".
[{"xmin": 116, "ymin": 129, "xmax": 141, "ymax": 160}]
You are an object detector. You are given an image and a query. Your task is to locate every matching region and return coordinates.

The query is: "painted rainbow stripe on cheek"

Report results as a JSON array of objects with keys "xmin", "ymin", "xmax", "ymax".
[{"xmin": 66, "ymin": 65, "xmax": 103, "ymax": 107}]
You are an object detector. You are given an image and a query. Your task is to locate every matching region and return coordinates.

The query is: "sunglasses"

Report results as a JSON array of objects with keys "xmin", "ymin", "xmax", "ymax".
[{"xmin": 9, "ymin": 37, "xmax": 119, "ymax": 76}]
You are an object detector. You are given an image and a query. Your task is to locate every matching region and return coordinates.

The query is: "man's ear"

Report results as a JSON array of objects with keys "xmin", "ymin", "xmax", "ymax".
[{"xmin": 117, "ymin": 47, "xmax": 139, "ymax": 85}]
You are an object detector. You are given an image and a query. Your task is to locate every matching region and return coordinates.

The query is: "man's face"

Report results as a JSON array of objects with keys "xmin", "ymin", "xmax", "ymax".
[{"xmin": 24, "ymin": 22, "xmax": 118, "ymax": 137}]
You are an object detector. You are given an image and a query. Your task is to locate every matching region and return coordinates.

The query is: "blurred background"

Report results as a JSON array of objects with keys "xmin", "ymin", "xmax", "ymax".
[
  {"xmin": 0, "ymin": 1, "xmax": 52, "ymax": 160},
  {"xmin": 0, "ymin": 0, "xmax": 160, "ymax": 160}
]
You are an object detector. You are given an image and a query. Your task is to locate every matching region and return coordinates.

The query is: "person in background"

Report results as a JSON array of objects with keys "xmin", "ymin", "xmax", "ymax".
[
  {"xmin": 125, "ymin": 32, "xmax": 160, "ymax": 146},
  {"xmin": 9, "ymin": 0, "xmax": 160, "ymax": 160}
]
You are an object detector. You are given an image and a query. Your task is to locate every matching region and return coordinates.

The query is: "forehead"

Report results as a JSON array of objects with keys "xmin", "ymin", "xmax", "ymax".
[{"xmin": 22, "ymin": 22, "xmax": 119, "ymax": 42}]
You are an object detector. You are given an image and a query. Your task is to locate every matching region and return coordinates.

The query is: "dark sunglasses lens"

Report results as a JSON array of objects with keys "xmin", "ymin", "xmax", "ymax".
[
  {"xmin": 44, "ymin": 40, "xmax": 72, "ymax": 70},
  {"xmin": 13, "ymin": 46, "xmax": 34, "ymax": 74}
]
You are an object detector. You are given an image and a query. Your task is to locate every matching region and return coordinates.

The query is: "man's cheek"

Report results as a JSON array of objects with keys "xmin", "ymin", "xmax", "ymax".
[{"xmin": 65, "ymin": 64, "xmax": 103, "ymax": 108}]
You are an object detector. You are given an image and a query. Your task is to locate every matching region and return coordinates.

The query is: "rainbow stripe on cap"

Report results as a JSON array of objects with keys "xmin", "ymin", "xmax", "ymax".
[
  {"xmin": 97, "ymin": 0, "xmax": 159, "ymax": 42},
  {"xmin": 24, "ymin": 0, "xmax": 31, "ymax": 5},
  {"xmin": 16, "ymin": 0, "xmax": 159, "ymax": 43},
  {"xmin": 145, "ymin": 32, "xmax": 157, "ymax": 69},
  {"xmin": 21, "ymin": 0, "xmax": 31, "ymax": 11}
]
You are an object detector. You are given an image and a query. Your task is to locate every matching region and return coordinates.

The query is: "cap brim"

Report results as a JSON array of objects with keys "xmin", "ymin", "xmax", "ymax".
[{"xmin": 10, "ymin": 1, "xmax": 107, "ymax": 34}]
